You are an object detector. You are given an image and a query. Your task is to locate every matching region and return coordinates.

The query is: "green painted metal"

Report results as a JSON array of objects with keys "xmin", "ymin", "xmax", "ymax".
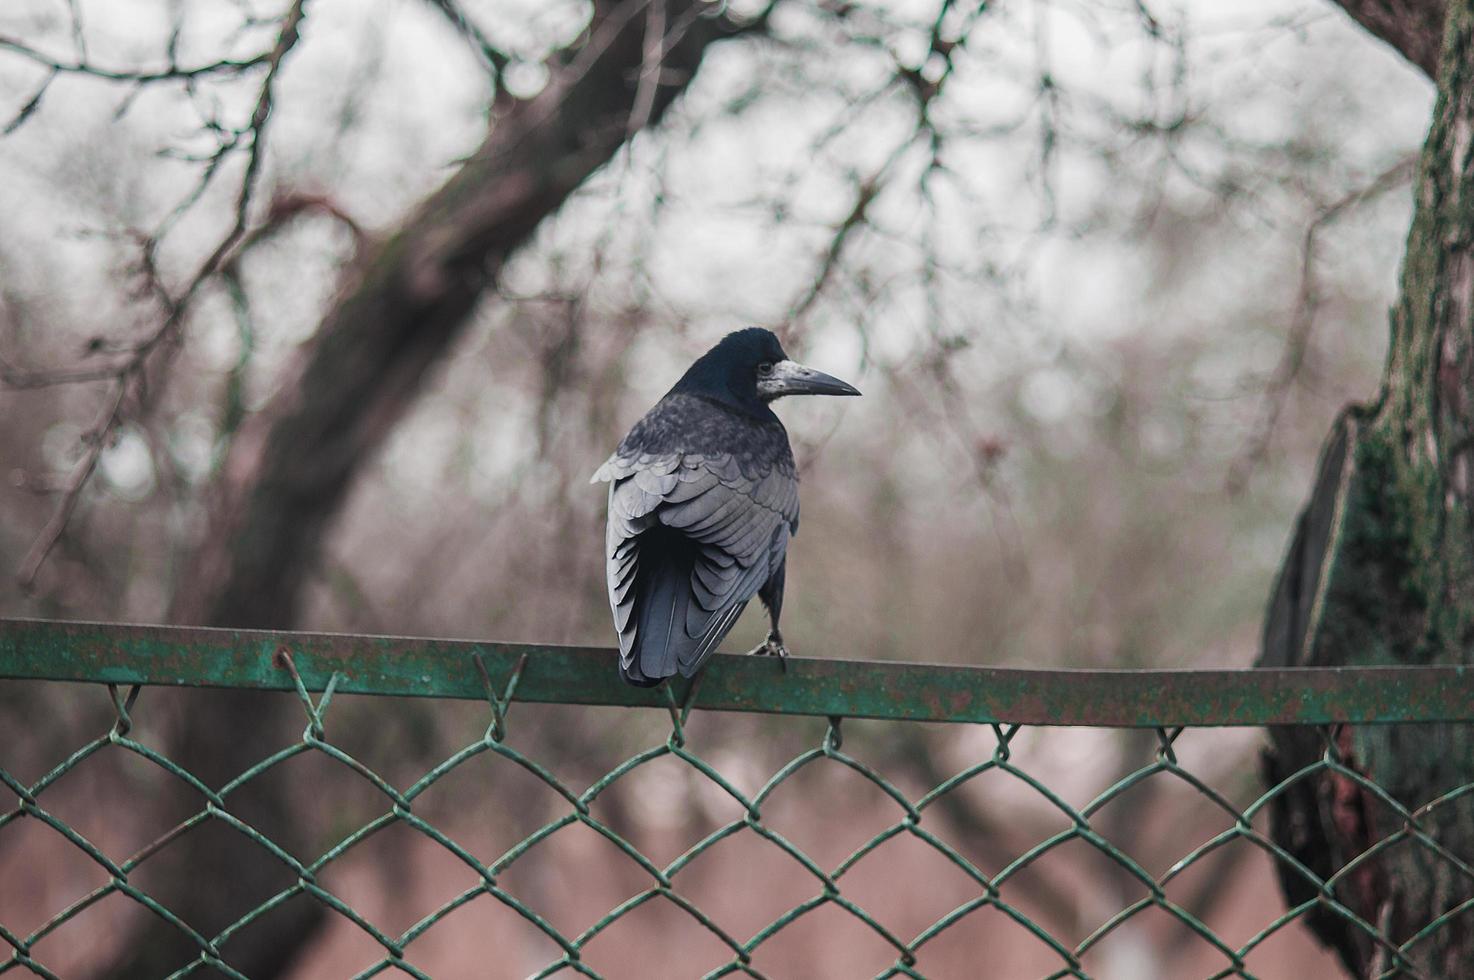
[
  {"xmin": 3, "ymin": 618, "xmax": 1474, "ymax": 978},
  {"xmin": 3, "ymin": 617, "xmax": 1474, "ymax": 726}
]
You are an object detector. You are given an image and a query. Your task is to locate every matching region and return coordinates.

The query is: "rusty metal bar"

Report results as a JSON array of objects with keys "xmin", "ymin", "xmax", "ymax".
[{"xmin": 1, "ymin": 617, "xmax": 1471, "ymax": 727}]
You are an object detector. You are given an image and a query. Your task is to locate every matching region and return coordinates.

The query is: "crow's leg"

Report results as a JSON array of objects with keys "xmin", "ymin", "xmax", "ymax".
[{"xmin": 746, "ymin": 560, "xmax": 789, "ymax": 672}]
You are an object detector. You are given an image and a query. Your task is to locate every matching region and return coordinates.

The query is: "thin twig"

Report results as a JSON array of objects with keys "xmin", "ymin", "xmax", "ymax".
[
  {"xmin": 16, "ymin": 380, "xmax": 128, "ymax": 588},
  {"xmin": 423, "ymin": 0, "xmax": 510, "ymax": 92},
  {"xmin": 6, "ymin": 1, "xmax": 311, "ymax": 591},
  {"xmin": 787, "ymin": 175, "xmax": 882, "ymax": 325},
  {"xmin": 627, "ymin": 0, "xmax": 667, "ymax": 137},
  {"xmin": 64, "ymin": 0, "xmax": 87, "ymax": 61},
  {"xmin": 0, "ymin": 357, "xmax": 135, "ymax": 388},
  {"xmin": 1227, "ymin": 154, "xmax": 1417, "ymax": 493},
  {"xmin": 2, "ymin": 67, "xmax": 58, "ymax": 135},
  {"xmin": 0, "ymin": 35, "xmax": 267, "ymax": 83}
]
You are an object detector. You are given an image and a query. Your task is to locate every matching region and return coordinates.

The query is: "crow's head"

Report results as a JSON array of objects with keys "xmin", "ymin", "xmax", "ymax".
[{"xmin": 672, "ymin": 327, "xmax": 859, "ymax": 414}]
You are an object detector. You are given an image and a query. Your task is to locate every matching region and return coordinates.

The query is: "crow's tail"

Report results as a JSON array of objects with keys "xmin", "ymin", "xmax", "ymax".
[{"xmin": 621, "ymin": 528, "xmax": 698, "ymax": 687}]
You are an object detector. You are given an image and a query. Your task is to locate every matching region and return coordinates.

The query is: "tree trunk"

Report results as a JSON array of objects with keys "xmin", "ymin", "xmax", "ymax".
[
  {"xmin": 114, "ymin": 6, "xmax": 751, "ymax": 978},
  {"xmin": 1332, "ymin": 0, "xmax": 1447, "ymax": 78},
  {"xmin": 1259, "ymin": 3, "xmax": 1474, "ymax": 976}
]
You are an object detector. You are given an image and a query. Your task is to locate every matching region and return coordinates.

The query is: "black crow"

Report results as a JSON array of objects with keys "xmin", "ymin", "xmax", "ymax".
[{"xmin": 594, "ymin": 328, "xmax": 860, "ymax": 687}]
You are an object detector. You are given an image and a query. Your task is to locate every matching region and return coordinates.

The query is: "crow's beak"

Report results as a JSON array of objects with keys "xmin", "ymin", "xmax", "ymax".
[{"xmin": 758, "ymin": 359, "xmax": 862, "ymax": 399}]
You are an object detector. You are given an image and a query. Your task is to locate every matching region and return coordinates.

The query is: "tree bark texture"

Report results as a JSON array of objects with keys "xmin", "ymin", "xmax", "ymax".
[
  {"xmin": 1259, "ymin": 4, "xmax": 1474, "ymax": 977},
  {"xmin": 115, "ymin": 6, "xmax": 750, "ymax": 978}
]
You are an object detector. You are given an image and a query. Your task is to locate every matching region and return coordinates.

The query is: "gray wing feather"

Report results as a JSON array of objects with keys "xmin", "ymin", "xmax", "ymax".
[
  {"xmin": 597, "ymin": 447, "xmax": 798, "ymax": 676},
  {"xmin": 701, "ymin": 545, "xmax": 735, "ymax": 568},
  {"xmin": 663, "ymin": 462, "xmax": 797, "ymax": 657},
  {"xmin": 666, "ymin": 469, "xmax": 721, "ymax": 502},
  {"xmin": 633, "ymin": 468, "xmax": 681, "ymax": 497},
  {"xmin": 683, "ymin": 548, "xmax": 771, "ymax": 651},
  {"xmin": 674, "ymin": 494, "xmax": 748, "ymax": 535},
  {"xmin": 693, "ymin": 558, "xmax": 739, "ymax": 603},
  {"xmin": 682, "ymin": 600, "xmax": 748, "ymax": 674}
]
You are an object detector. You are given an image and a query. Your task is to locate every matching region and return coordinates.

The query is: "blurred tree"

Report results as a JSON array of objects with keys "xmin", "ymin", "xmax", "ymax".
[
  {"xmin": 169, "ymin": 1, "xmax": 751, "ymax": 629},
  {"xmin": 1334, "ymin": 0, "xmax": 1447, "ymax": 77},
  {"xmin": 1259, "ymin": 1, "xmax": 1474, "ymax": 975},
  {"xmin": 0, "ymin": 0, "xmax": 1451, "ymax": 975},
  {"xmin": 28, "ymin": 2, "xmax": 757, "ymax": 975}
]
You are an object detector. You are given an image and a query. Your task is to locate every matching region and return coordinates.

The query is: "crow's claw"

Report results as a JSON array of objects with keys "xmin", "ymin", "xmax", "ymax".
[{"xmin": 747, "ymin": 632, "xmax": 789, "ymax": 672}]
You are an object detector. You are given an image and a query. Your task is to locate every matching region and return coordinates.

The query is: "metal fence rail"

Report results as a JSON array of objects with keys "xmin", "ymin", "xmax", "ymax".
[{"xmin": 2, "ymin": 618, "xmax": 1473, "ymax": 979}]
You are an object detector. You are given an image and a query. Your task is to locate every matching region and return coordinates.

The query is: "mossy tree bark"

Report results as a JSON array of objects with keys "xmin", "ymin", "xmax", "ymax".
[{"xmin": 1259, "ymin": 2, "xmax": 1474, "ymax": 975}]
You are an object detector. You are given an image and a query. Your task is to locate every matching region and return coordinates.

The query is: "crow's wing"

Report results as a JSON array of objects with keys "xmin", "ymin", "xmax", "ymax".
[{"xmin": 594, "ymin": 451, "xmax": 799, "ymax": 679}]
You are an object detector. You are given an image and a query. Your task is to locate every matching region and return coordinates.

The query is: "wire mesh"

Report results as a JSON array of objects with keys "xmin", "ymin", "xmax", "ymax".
[{"xmin": 3, "ymin": 623, "xmax": 1474, "ymax": 979}]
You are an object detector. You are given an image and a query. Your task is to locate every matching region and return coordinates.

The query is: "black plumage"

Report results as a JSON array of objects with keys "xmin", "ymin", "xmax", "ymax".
[{"xmin": 594, "ymin": 328, "xmax": 859, "ymax": 686}]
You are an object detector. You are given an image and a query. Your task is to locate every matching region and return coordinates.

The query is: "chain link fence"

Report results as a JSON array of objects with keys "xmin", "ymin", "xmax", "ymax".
[{"xmin": 3, "ymin": 619, "xmax": 1473, "ymax": 979}]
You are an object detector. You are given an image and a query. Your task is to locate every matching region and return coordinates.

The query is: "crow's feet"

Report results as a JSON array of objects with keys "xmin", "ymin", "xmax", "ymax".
[{"xmin": 747, "ymin": 631, "xmax": 789, "ymax": 673}]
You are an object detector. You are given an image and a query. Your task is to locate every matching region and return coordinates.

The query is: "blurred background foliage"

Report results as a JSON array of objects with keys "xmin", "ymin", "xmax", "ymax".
[
  {"xmin": 0, "ymin": 0, "xmax": 1430, "ymax": 657},
  {"xmin": 0, "ymin": 0, "xmax": 1438, "ymax": 976}
]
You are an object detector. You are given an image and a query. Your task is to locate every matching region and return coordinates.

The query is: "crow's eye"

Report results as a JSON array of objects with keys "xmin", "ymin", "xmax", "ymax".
[{"xmin": 757, "ymin": 362, "xmax": 775, "ymax": 377}]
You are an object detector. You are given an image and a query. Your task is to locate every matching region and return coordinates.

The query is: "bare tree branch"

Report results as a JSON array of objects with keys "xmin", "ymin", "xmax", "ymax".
[
  {"xmin": 0, "ymin": 34, "xmax": 268, "ymax": 83},
  {"xmin": 169, "ymin": 0, "xmax": 754, "ymax": 629},
  {"xmin": 106, "ymin": 9, "xmax": 756, "ymax": 974},
  {"xmin": 1227, "ymin": 153, "xmax": 1418, "ymax": 494},
  {"xmin": 422, "ymin": 0, "xmax": 510, "ymax": 89},
  {"xmin": 4, "ymin": 1, "xmax": 309, "ymax": 592},
  {"xmin": 1, "ymin": 66, "xmax": 56, "ymax": 134},
  {"xmin": 14, "ymin": 381, "xmax": 127, "ymax": 588}
]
